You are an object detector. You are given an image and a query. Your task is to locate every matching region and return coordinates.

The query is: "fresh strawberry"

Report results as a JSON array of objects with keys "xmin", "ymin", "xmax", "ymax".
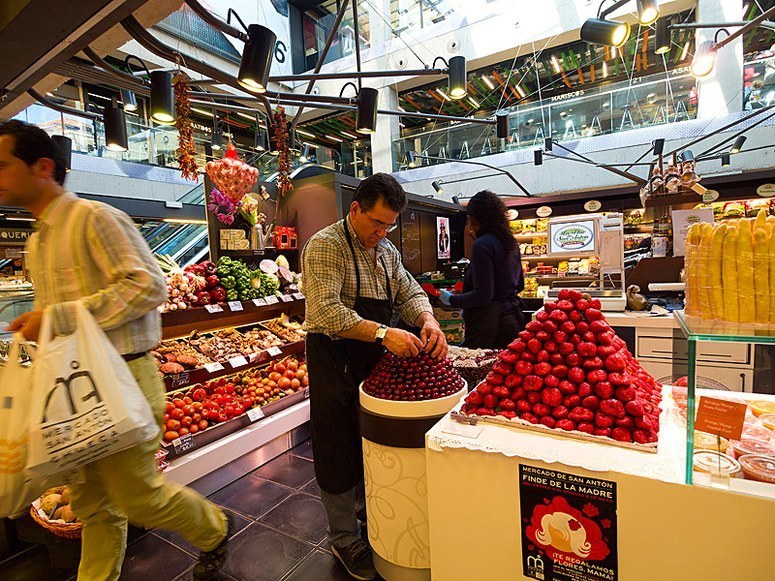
[
  {"xmin": 553, "ymin": 331, "xmax": 568, "ymax": 344},
  {"xmin": 535, "ymin": 310, "xmax": 550, "ymax": 323},
  {"xmin": 477, "ymin": 382, "xmax": 493, "ymax": 395},
  {"xmin": 582, "ymin": 357, "xmax": 604, "ymax": 370},
  {"xmin": 485, "ymin": 372, "xmax": 504, "ymax": 386},
  {"xmin": 567, "ymin": 367, "xmax": 585, "ymax": 384},
  {"xmin": 582, "ymin": 395, "xmax": 600, "ymax": 410},
  {"xmin": 556, "ymin": 299, "xmax": 574, "ymax": 312},
  {"xmin": 569, "ymin": 406, "xmax": 594, "ymax": 422},
  {"xmin": 520, "ymin": 351, "xmax": 536, "ymax": 362},
  {"xmin": 552, "ymin": 405, "xmax": 570, "ymax": 419},
  {"xmin": 599, "ymin": 399, "xmax": 626, "ymax": 418},
  {"xmin": 556, "ymin": 419, "xmax": 576, "ymax": 431},
  {"xmin": 608, "ymin": 372, "xmax": 631, "ymax": 386},
  {"xmin": 575, "ymin": 298, "xmax": 590, "ymax": 311},
  {"xmin": 540, "ymin": 416, "xmax": 557, "ymax": 429},
  {"xmin": 568, "ymin": 289, "xmax": 583, "ymax": 301},
  {"xmin": 615, "ymin": 416, "xmax": 634, "ymax": 428},
  {"xmin": 493, "ymin": 385, "xmax": 511, "ymax": 399},
  {"xmin": 535, "ymin": 331, "xmax": 550, "ymax": 343},
  {"xmin": 517, "ymin": 399, "xmax": 532, "ymax": 412},
  {"xmin": 597, "ymin": 345, "xmax": 616, "ymax": 358},
  {"xmin": 561, "ymin": 321, "xmax": 577, "ymax": 334},
  {"xmin": 582, "ymin": 331, "xmax": 597, "ymax": 343},
  {"xmin": 549, "ymin": 309, "xmax": 568, "ymax": 323},
  {"xmin": 536, "ymin": 350, "xmax": 551, "ymax": 363},
  {"xmin": 466, "ymin": 391, "xmax": 483, "ymax": 405},
  {"xmin": 518, "ymin": 330, "xmax": 534, "ymax": 342},
  {"xmin": 558, "ymin": 380, "xmax": 576, "ymax": 395},
  {"xmin": 508, "ymin": 339, "xmax": 527, "ymax": 353},
  {"xmin": 593, "ymin": 428, "xmax": 612, "ymax": 437},
  {"xmin": 590, "ymin": 320, "xmax": 610, "ymax": 334},
  {"xmin": 511, "ymin": 387, "xmax": 526, "ymax": 401},
  {"xmin": 498, "ymin": 350, "xmax": 519, "ymax": 365},
  {"xmin": 544, "ymin": 301, "xmax": 557, "ymax": 312},
  {"xmin": 558, "ymin": 289, "xmax": 571, "ymax": 300},
  {"xmin": 525, "ymin": 321, "xmax": 544, "ymax": 333},
  {"xmin": 632, "ymin": 429, "xmax": 650, "ymax": 444},
  {"xmin": 565, "ymin": 352, "xmax": 582, "ymax": 367},
  {"xmin": 483, "ymin": 394, "xmax": 498, "ymax": 409},
  {"xmin": 505, "ymin": 374, "xmax": 524, "ymax": 389},
  {"xmin": 625, "ymin": 400, "xmax": 645, "ymax": 416},
  {"xmin": 569, "ymin": 310, "xmax": 583, "ymax": 322},
  {"xmin": 544, "ymin": 374, "xmax": 560, "ymax": 388},
  {"xmin": 605, "ymin": 353, "xmax": 627, "ymax": 372},
  {"xmin": 589, "ymin": 298, "xmax": 602, "ymax": 309},
  {"xmin": 559, "ymin": 342, "xmax": 576, "ymax": 355},
  {"xmin": 595, "ymin": 411, "xmax": 615, "ymax": 428},
  {"xmin": 586, "ymin": 369, "xmax": 607, "ymax": 384},
  {"xmin": 614, "ymin": 386, "xmax": 636, "ymax": 402},
  {"xmin": 635, "ymin": 416, "xmax": 654, "ymax": 430},
  {"xmin": 534, "ymin": 362, "xmax": 552, "ymax": 377},
  {"xmin": 577, "ymin": 422, "xmax": 595, "ymax": 434},
  {"xmin": 461, "ymin": 403, "xmax": 476, "ymax": 415},
  {"xmin": 550, "ymin": 353, "xmax": 565, "ymax": 365},
  {"xmin": 476, "ymin": 407, "xmax": 496, "ymax": 416},
  {"xmin": 578, "ymin": 342, "xmax": 597, "ymax": 358},
  {"xmin": 543, "ymin": 320, "xmax": 559, "ymax": 333},
  {"xmin": 551, "ymin": 364, "xmax": 569, "ymax": 378},
  {"xmin": 578, "ymin": 382, "xmax": 593, "ymax": 397},
  {"xmin": 564, "ymin": 394, "xmax": 582, "ymax": 408},
  {"xmin": 499, "ymin": 398, "xmax": 516, "ymax": 411},
  {"xmin": 570, "ymin": 334, "xmax": 582, "ymax": 346},
  {"xmin": 544, "ymin": 341, "xmax": 558, "ymax": 354},
  {"xmin": 498, "ymin": 410, "xmax": 518, "ymax": 419},
  {"xmin": 593, "ymin": 381, "xmax": 614, "ymax": 399},
  {"xmin": 491, "ymin": 362, "xmax": 513, "ymax": 376},
  {"xmin": 585, "ymin": 308, "xmax": 604, "ymax": 321},
  {"xmin": 532, "ymin": 402, "xmax": 551, "ymax": 417},
  {"xmin": 523, "ymin": 375, "xmax": 544, "ymax": 391},
  {"xmin": 612, "ymin": 427, "xmax": 632, "ymax": 442},
  {"xmin": 527, "ymin": 339, "xmax": 542, "ymax": 354},
  {"xmin": 515, "ymin": 361, "xmax": 533, "ymax": 376},
  {"xmin": 541, "ymin": 387, "xmax": 563, "ymax": 407},
  {"xmin": 575, "ymin": 321, "xmax": 590, "ymax": 335},
  {"xmin": 520, "ymin": 412, "xmax": 540, "ymax": 424}
]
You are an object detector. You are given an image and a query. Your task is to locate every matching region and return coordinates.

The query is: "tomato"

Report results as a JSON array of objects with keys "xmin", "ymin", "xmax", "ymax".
[
  {"xmin": 172, "ymin": 398, "xmax": 185, "ymax": 408},
  {"xmin": 192, "ymin": 401, "xmax": 204, "ymax": 412},
  {"xmin": 166, "ymin": 419, "xmax": 181, "ymax": 431},
  {"xmin": 291, "ymin": 379, "xmax": 301, "ymax": 390},
  {"xmin": 192, "ymin": 413, "xmax": 201, "ymax": 423},
  {"xmin": 178, "ymin": 427, "xmax": 190, "ymax": 436},
  {"xmin": 189, "ymin": 424, "xmax": 199, "ymax": 434},
  {"xmin": 278, "ymin": 377, "xmax": 292, "ymax": 390},
  {"xmin": 169, "ymin": 408, "xmax": 184, "ymax": 420},
  {"xmin": 199, "ymin": 419, "xmax": 209, "ymax": 430},
  {"xmin": 181, "ymin": 416, "xmax": 193, "ymax": 427},
  {"xmin": 182, "ymin": 405, "xmax": 195, "ymax": 416},
  {"xmin": 274, "ymin": 363, "xmax": 287, "ymax": 374},
  {"xmin": 287, "ymin": 360, "xmax": 299, "ymax": 372},
  {"xmin": 284, "ymin": 369, "xmax": 296, "ymax": 380},
  {"xmin": 164, "ymin": 430, "xmax": 179, "ymax": 442},
  {"xmin": 224, "ymin": 383, "xmax": 236, "ymax": 394},
  {"xmin": 301, "ymin": 377, "xmax": 309, "ymax": 387},
  {"xmin": 192, "ymin": 388, "xmax": 207, "ymax": 402},
  {"xmin": 165, "ymin": 402, "xmax": 175, "ymax": 414},
  {"xmin": 295, "ymin": 369, "xmax": 306, "ymax": 380}
]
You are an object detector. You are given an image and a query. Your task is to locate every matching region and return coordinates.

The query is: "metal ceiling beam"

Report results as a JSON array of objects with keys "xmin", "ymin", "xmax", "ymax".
[
  {"xmin": 182, "ymin": 0, "xmax": 248, "ymax": 43},
  {"xmin": 27, "ymin": 89, "xmax": 99, "ymax": 120},
  {"xmin": 415, "ymin": 153, "xmax": 532, "ymax": 197},
  {"xmin": 268, "ymin": 69, "xmax": 447, "ymax": 82}
]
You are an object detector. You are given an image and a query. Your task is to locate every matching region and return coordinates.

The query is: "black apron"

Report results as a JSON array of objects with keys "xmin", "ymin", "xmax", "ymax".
[{"xmin": 306, "ymin": 221, "xmax": 393, "ymax": 494}]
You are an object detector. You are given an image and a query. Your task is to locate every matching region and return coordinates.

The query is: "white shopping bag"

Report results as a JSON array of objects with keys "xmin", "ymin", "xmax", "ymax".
[
  {"xmin": 26, "ymin": 302, "xmax": 158, "ymax": 476},
  {"xmin": 0, "ymin": 335, "xmax": 52, "ymax": 517}
]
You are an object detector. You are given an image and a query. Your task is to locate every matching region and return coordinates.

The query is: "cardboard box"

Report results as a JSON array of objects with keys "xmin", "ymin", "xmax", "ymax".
[{"xmin": 434, "ymin": 307, "xmax": 463, "ymax": 322}]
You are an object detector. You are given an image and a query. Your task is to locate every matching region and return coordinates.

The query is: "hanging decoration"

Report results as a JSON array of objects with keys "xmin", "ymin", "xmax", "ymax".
[
  {"xmin": 174, "ymin": 73, "xmax": 199, "ymax": 181},
  {"xmin": 205, "ymin": 142, "xmax": 259, "ymax": 204},
  {"xmin": 207, "ymin": 188, "xmax": 238, "ymax": 225},
  {"xmin": 273, "ymin": 106, "xmax": 293, "ymax": 198}
]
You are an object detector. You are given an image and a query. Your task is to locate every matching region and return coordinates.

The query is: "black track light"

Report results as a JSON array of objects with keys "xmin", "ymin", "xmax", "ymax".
[
  {"xmin": 544, "ymin": 137, "xmax": 553, "ymax": 152},
  {"xmin": 51, "ymin": 135, "xmax": 72, "ymax": 172},
  {"xmin": 432, "ymin": 180, "xmax": 444, "ymax": 194},
  {"xmin": 299, "ymin": 144, "xmax": 310, "ymax": 163},
  {"xmin": 448, "ymin": 56, "xmax": 467, "ymax": 100},
  {"xmin": 681, "ymin": 149, "xmax": 694, "ymax": 162},
  {"xmin": 120, "ymin": 89, "xmax": 138, "ymax": 113},
  {"xmin": 652, "ymin": 138, "xmax": 665, "ymax": 156},
  {"xmin": 637, "ymin": 0, "xmax": 659, "ymax": 26},
  {"xmin": 150, "ymin": 71, "xmax": 175, "ymax": 125},
  {"xmin": 721, "ymin": 153, "xmax": 730, "ymax": 166},
  {"xmin": 238, "ymin": 24, "xmax": 277, "ymax": 92},
  {"xmin": 655, "ymin": 18, "xmax": 671, "ymax": 54},
  {"xmin": 104, "ymin": 104, "xmax": 128, "ymax": 152},
  {"xmin": 356, "ymin": 87, "xmax": 378, "ymax": 134},
  {"xmin": 496, "ymin": 111, "xmax": 509, "ymax": 139},
  {"xmin": 534, "ymin": 149, "xmax": 543, "ymax": 166},
  {"xmin": 211, "ymin": 118, "xmax": 223, "ymax": 151},
  {"xmin": 405, "ymin": 151, "xmax": 417, "ymax": 168},
  {"xmin": 580, "ymin": 18, "xmax": 630, "ymax": 47},
  {"xmin": 452, "ymin": 195, "xmax": 460, "ymax": 205},
  {"xmin": 730, "ymin": 136, "xmax": 747, "ymax": 154},
  {"xmin": 690, "ymin": 41, "xmax": 717, "ymax": 78}
]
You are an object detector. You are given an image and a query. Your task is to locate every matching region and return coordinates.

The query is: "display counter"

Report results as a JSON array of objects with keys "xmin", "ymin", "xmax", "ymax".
[{"xmin": 425, "ymin": 386, "xmax": 775, "ymax": 580}]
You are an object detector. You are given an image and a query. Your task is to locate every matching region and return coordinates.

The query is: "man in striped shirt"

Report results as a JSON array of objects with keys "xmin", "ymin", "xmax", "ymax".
[{"xmin": 1, "ymin": 120, "xmax": 230, "ymax": 581}]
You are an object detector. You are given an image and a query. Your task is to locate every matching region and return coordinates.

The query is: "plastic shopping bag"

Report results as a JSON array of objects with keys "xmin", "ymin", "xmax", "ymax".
[
  {"xmin": 0, "ymin": 335, "xmax": 50, "ymax": 517},
  {"xmin": 25, "ymin": 303, "xmax": 158, "ymax": 477}
]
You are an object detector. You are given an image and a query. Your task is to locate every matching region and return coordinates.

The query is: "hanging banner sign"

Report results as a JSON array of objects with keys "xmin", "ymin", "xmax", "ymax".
[
  {"xmin": 584, "ymin": 200, "xmax": 602, "ymax": 212},
  {"xmin": 756, "ymin": 183, "xmax": 775, "ymax": 198},
  {"xmin": 506, "ymin": 209, "xmax": 520, "ymax": 221},
  {"xmin": 536, "ymin": 206, "xmax": 553, "ymax": 218},
  {"xmin": 702, "ymin": 190, "xmax": 720, "ymax": 203},
  {"xmin": 520, "ymin": 465, "xmax": 618, "ymax": 581}
]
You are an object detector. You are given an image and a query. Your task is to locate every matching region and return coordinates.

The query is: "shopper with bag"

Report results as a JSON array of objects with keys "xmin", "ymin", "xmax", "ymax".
[
  {"xmin": 0, "ymin": 120, "xmax": 230, "ymax": 581},
  {"xmin": 302, "ymin": 173, "xmax": 448, "ymax": 580}
]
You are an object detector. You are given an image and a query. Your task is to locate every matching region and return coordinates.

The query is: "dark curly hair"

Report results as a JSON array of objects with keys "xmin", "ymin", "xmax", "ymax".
[
  {"xmin": 466, "ymin": 190, "xmax": 516, "ymax": 252},
  {"xmin": 353, "ymin": 172, "xmax": 407, "ymax": 213},
  {"xmin": 0, "ymin": 120, "xmax": 67, "ymax": 185}
]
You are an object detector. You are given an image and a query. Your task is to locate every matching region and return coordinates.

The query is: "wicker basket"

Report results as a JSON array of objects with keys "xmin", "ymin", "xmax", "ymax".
[{"xmin": 30, "ymin": 500, "xmax": 83, "ymax": 539}]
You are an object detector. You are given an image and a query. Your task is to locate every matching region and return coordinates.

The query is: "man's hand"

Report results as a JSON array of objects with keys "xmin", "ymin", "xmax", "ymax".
[
  {"xmin": 8, "ymin": 309, "xmax": 43, "ymax": 342},
  {"xmin": 419, "ymin": 317, "xmax": 448, "ymax": 359},
  {"xmin": 383, "ymin": 327, "xmax": 425, "ymax": 358}
]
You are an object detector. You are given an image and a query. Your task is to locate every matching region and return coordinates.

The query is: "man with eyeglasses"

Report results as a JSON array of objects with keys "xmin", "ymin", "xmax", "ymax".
[{"xmin": 301, "ymin": 172, "xmax": 447, "ymax": 580}]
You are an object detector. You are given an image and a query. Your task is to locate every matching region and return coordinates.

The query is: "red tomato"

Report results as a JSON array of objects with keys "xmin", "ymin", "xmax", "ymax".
[
  {"xmin": 181, "ymin": 416, "xmax": 193, "ymax": 427},
  {"xmin": 172, "ymin": 398, "xmax": 185, "ymax": 408},
  {"xmin": 178, "ymin": 427, "xmax": 190, "ymax": 436},
  {"xmin": 198, "ymin": 420, "xmax": 209, "ymax": 430},
  {"xmin": 164, "ymin": 430, "xmax": 179, "ymax": 442},
  {"xmin": 166, "ymin": 419, "xmax": 181, "ymax": 431},
  {"xmin": 169, "ymin": 408, "xmax": 184, "ymax": 420}
]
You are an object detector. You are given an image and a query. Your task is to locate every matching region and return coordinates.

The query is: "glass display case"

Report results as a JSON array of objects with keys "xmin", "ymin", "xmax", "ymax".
[{"xmin": 675, "ymin": 310, "xmax": 775, "ymax": 497}]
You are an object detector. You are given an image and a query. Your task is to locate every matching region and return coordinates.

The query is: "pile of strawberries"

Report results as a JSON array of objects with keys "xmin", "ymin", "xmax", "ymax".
[{"xmin": 461, "ymin": 290, "xmax": 662, "ymax": 445}]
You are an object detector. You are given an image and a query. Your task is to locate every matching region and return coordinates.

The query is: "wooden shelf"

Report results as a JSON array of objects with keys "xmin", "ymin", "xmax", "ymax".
[{"xmin": 514, "ymin": 232, "xmax": 547, "ymax": 238}]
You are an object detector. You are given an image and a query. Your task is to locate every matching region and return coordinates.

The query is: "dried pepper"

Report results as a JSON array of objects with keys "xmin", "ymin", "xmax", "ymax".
[
  {"xmin": 174, "ymin": 73, "xmax": 199, "ymax": 181},
  {"xmin": 273, "ymin": 106, "xmax": 293, "ymax": 198}
]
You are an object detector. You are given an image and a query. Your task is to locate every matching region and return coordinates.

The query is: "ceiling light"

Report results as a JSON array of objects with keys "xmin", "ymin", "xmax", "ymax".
[
  {"xmin": 238, "ymin": 24, "xmax": 277, "ymax": 92},
  {"xmin": 580, "ymin": 18, "xmax": 631, "ymax": 47},
  {"xmin": 721, "ymin": 153, "xmax": 730, "ymax": 166},
  {"xmin": 51, "ymin": 135, "xmax": 72, "ymax": 172},
  {"xmin": 690, "ymin": 40, "xmax": 717, "ymax": 77},
  {"xmin": 637, "ymin": 0, "xmax": 659, "ymax": 26},
  {"xmin": 191, "ymin": 107, "xmax": 214, "ymax": 117},
  {"xmin": 356, "ymin": 87, "xmax": 378, "ymax": 134},
  {"xmin": 342, "ymin": 131, "xmax": 360, "ymax": 139},
  {"xmin": 534, "ymin": 149, "xmax": 543, "ymax": 165},
  {"xmin": 467, "ymin": 96, "xmax": 480, "ymax": 108},
  {"xmin": 405, "ymin": 151, "xmax": 417, "ymax": 167},
  {"xmin": 236, "ymin": 112, "xmax": 255, "ymax": 121},
  {"xmin": 121, "ymin": 89, "xmax": 138, "ymax": 113},
  {"xmin": 212, "ymin": 118, "xmax": 223, "ymax": 151},
  {"xmin": 104, "ymin": 105, "xmax": 128, "ymax": 152},
  {"xmin": 163, "ymin": 218, "xmax": 208, "ymax": 225},
  {"xmin": 432, "ymin": 180, "xmax": 444, "ymax": 194},
  {"xmin": 730, "ymin": 135, "xmax": 747, "ymax": 154},
  {"xmin": 7, "ymin": 216, "xmax": 36, "ymax": 222},
  {"xmin": 551, "ymin": 55, "xmax": 561, "ymax": 74},
  {"xmin": 515, "ymin": 85, "xmax": 526, "ymax": 98},
  {"xmin": 299, "ymin": 144, "xmax": 310, "ymax": 163},
  {"xmin": 602, "ymin": 61, "xmax": 608, "ymax": 77},
  {"xmin": 655, "ymin": 18, "xmax": 671, "ymax": 54},
  {"xmin": 496, "ymin": 111, "xmax": 509, "ymax": 139},
  {"xmin": 150, "ymin": 71, "xmax": 175, "ymax": 125},
  {"xmin": 481, "ymin": 75, "xmax": 495, "ymax": 90},
  {"xmin": 652, "ymin": 138, "xmax": 665, "ymax": 156},
  {"xmin": 326, "ymin": 134, "xmax": 344, "ymax": 142},
  {"xmin": 436, "ymin": 88, "xmax": 451, "ymax": 101},
  {"xmin": 448, "ymin": 55, "xmax": 467, "ymax": 99},
  {"xmin": 297, "ymin": 128, "xmax": 315, "ymax": 138}
]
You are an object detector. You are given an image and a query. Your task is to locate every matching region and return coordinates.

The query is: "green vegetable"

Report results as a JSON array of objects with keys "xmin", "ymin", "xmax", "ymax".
[
  {"xmin": 226, "ymin": 289, "xmax": 239, "ymax": 301},
  {"xmin": 221, "ymin": 275, "xmax": 236, "ymax": 289}
]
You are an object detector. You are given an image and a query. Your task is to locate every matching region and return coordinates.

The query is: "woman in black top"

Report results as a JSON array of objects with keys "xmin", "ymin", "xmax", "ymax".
[{"xmin": 440, "ymin": 191, "xmax": 525, "ymax": 348}]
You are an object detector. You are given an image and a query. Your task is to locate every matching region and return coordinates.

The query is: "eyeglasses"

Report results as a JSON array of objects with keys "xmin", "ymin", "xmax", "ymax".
[{"xmin": 361, "ymin": 208, "xmax": 398, "ymax": 233}]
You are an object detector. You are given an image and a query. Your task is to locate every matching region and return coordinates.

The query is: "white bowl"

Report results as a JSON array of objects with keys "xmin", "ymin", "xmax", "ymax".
[{"xmin": 359, "ymin": 381, "xmax": 467, "ymax": 419}]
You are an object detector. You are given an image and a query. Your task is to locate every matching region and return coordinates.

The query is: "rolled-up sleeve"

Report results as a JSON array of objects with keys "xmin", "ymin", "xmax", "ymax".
[
  {"xmin": 302, "ymin": 236, "xmax": 362, "ymax": 335},
  {"xmin": 390, "ymin": 251, "xmax": 432, "ymax": 325}
]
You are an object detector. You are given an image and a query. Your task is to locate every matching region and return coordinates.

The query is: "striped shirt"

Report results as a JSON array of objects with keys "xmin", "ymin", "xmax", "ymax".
[
  {"xmin": 301, "ymin": 217, "xmax": 432, "ymax": 336},
  {"xmin": 26, "ymin": 192, "xmax": 166, "ymax": 354}
]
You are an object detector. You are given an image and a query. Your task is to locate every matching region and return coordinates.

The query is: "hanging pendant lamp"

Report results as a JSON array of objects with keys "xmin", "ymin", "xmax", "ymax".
[
  {"xmin": 238, "ymin": 24, "xmax": 277, "ymax": 92},
  {"xmin": 356, "ymin": 87, "xmax": 379, "ymax": 134},
  {"xmin": 150, "ymin": 71, "xmax": 175, "ymax": 125},
  {"xmin": 104, "ymin": 105, "xmax": 128, "ymax": 152}
]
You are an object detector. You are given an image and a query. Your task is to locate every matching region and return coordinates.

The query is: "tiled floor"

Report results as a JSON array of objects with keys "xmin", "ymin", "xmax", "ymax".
[{"xmin": 0, "ymin": 439, "xmax": 382, "ymax": 581}]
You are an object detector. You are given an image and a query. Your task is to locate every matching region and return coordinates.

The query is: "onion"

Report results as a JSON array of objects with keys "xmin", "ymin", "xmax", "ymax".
[{"xmin": 168, "ymin": 303, "xmax": 178, "ymax": 311}]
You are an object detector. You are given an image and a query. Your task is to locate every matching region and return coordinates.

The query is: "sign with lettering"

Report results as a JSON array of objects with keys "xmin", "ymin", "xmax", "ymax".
[
  {"xmin": 172, "ymin": 433, "xmax": 195, "ymax": 454},
  {"xmin": 253, "ymin": 298, "xmax": 267, "ymax": 307},
  {"xmin": 171, "ymin": 371, "xmax": 190, "ymax": 388},
  {"xmin": 247, "ymin": 407, "xmax": 265, "ymax": 422},
  {"xmin": 265, "ymin": 295, "xmax": 279, "ymax": 305},
  {"xmin": 536, "ymin": 206, "xmax": 553, "ymax": 218},
  {"xmin": 205, "ymin": 304, "xmax": 224, "ymax": 314},
  {"xmin": 280, "ymin": 294, "xmax": 293, "ymax": 302},
  {"xmin": 695, "ymin": 397, "xmax": 747, "ymax": 440},
  {"xmin": 520, "ymin": 465, "xmax": 618, "ymax": 581},
  {"xmin": 228, "ymin": 301, "xmax": 244, "ymax": 311},
  {"xmin": 0, "ymin": 228, "xmax": 31, "ymax": 245},
  {"xmin": 204, "ymin": 362, "xmax": 224, "ymax": 373},
  {"xmin": 584, "ymin": 200, "xmax": 602, "ymax": 212}
]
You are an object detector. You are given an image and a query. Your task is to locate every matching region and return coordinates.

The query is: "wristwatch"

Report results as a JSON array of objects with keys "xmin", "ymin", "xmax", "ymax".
[{"xmin": 375, "ymin": 324, "xmax": 388, "ymax": 346}]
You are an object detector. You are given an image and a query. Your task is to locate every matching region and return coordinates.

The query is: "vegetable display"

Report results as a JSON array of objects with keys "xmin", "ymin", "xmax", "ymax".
[{"xmin": 685, "ymin": 210, "xmax": 775, "ymax": 324}]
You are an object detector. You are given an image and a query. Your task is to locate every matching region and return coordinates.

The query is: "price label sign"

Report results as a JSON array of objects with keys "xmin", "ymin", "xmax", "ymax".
[
  {"xmin": 265, "ymin": 295, "xmax": 279, "ymax": 305},
  {"xmin": 172, "ymin": 433, "xmax": 196, "ymax": 454},
  {"xmin": 228, "ymin": 355, "xmax": 248, "ymax": 368},
  {"xmin": 247, "ymin": 407, "xmax": 265, "ymax": 422},
  {"xmin": 228, "ymin": 301, "xmax": 244, "ymax": 312},
  {"xmin": 292, "ymin": 293, "xmax": 305, "ymax": 300},
  {"xmin": 253, "ymin": 298, "xmax": 267, "ymax": 307},
  {"xmin": 204, "ymin": 362, "xmax": 224, "ymax": 373},
  {"xmin": 304, "ymin": 389, "xmax": 310, "ymax": 399},
  {"xmin": 280, "ymin": 295, "xmax": 293, "ymax": 303},
  {"xmin": 695, "ymin": 396, "xmax": 747, "ymax": 440},
  {"xmin": 205, "ymin": 304, "xmax": 224, "ymax": 314},
  {"xmin": 171, "ymin": 371, "xmax": 190, "ymax": 388},
  {"xmin": 267, "ymin": 346, "xmax": 283, "ymax": 357}
]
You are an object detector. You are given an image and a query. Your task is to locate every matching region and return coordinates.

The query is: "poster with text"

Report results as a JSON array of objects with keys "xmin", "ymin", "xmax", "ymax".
[
  {"xmin": 437, "ymin": 216, "xmax": 451, "ymax": 259},
  {"xmin": 671, "ymin": 207, "xmax": 714, "ymax": 257},
  {"xmin": 520, "ymin": 465, "xmax": 618, "ymax": 581}
]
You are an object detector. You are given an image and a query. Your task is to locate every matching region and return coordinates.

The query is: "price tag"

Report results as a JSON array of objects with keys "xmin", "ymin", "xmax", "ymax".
[
  {"xmin": 253, "ymin": 298, "xmax": 267, "ymax": 307},
  {"xmin": 171, "ymin": 371, "xmax": 190, "ymax": 388},
  {"xmin": 267, "ymin": 346, "xmax": 283, "ymax": 357},
  {"xmin": 228, "ymin": 355, "xmax": 248, "ymax": 368},
  {"xmin": 205, "ymin": 304, "xmax": 224, "ymax": 313},
  {"xmin": 695, "ymin": 396, "xmax": 747, "ymax": 440},
  {"xmin": 204, "ymin": 362, "xmax": 224, "ymax": 373},
  {"xmin": 280, "ymin": 295, "xmax": 293, "ymax": 303},
  {"xmin": 172, "ymin": 433, "xmax": 196, "ymax": 454},
  {"xmin": 247, "ymin": 407, "xmax": 265, "ymax": 422},
  {"xmin": 265, "ymin": 295, "xmax": 279, "ymax": 305},
  {"xmin": 304, "ymin": 389, "xmax": 310, "ymax": 399},
  {"xmin": 228, "ymin": 301, "xmax": 243, "ymax": 311},
  {"xmin": 292, "ymin": 292, "xmax": 305, "ymax": 300}
]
